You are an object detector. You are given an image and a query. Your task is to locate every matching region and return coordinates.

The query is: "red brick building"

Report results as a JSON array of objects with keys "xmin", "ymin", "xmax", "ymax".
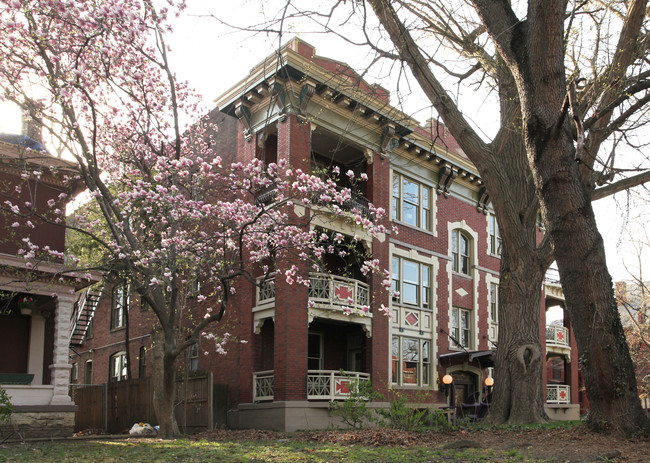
[
  {"xmin": 69, "ymin": 38, "xmax": 580, "ymax": 430},
  {"xmin": 0, "ymin": 129, "xmax": 97, "ymax": 438}
]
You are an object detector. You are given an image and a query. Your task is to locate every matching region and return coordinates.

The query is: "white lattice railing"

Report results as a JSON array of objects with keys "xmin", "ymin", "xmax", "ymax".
[
  {"xmin": 546, "ymin": 325, "xmax": 569, "ymax": 347},
  {"xmin": 546, "ymin": 384, "xmax": 570, "ymax": 404},
  {"xmin": 253, "ymin": 370, "xmax": 275, "ymax": 401},
  {"xmin": 308, "ymin": 273, "xmax": 369, "ymax": 312},
  {"xmin": 255, "ymin": 273, "xmax": 370, "ymax": 314},
  {"xmin": 307, "ymin": 370, "xmax": 370, "ymax": 400}
]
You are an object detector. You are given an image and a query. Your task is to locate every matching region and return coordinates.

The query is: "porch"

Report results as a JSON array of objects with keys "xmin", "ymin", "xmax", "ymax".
[{"xmin": 253, "ymin": 369, "xmax": 370, "ymax": 402}]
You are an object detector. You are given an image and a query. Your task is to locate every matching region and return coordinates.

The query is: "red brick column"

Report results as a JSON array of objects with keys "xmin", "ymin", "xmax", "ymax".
[
  {"xmin": 272, "ymin": 115, "xmax": 311, "ymax": 401},
  {"xmin": 367, "ymin": 154, "xmax": 391, "ymax": 394}
]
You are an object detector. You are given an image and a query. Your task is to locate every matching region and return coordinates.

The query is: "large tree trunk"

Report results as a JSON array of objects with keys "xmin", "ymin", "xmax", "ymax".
[
  {"xmin": 516, "ymin": 0, "xmax": 650, "ymax": 436},
  {"xmin": 151, "ymin": 332, "xmax": 180, "ymax": 438},
  {"xmin": 533, "ymin": 141, "xmax": 650, "ymax": 434},
  {"xmin": 488, "ymin": 250, "xmax": 548, "ymax": 424}
]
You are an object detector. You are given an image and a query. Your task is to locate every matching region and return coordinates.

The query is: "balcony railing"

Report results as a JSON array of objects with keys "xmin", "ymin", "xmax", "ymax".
[
  {"xmin": 253, "ymin": 370, "xmax": 275, "ymax": 401},
  {"xmin": 307, "ymin": 370, "xmax": 370, "ymax": 400},
  {"xmin": 256, "ymin": 273, "xmax": 370, "ymax": 314},
  {"xmin": 252, "ymin": 370, "xmax": 370, "ymax": 402},
  {"xmin": 546, "ymin": 325, "xmax": 569, "ymax": 348},
  {"xmin": 546, "ymin": 384, "xmax": 570, "ymax": 404}
]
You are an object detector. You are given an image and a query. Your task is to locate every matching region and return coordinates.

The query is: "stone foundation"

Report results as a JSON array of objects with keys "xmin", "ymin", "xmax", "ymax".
[{"xmin": 1, "ymin": 407, "xmax": 76, "ymax": 440}]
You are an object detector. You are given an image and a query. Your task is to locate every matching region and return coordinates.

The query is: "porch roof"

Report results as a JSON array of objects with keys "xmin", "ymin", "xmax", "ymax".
[{"xmin": 439, "ymin": 350, "xmax": 496, "ymax": 368}]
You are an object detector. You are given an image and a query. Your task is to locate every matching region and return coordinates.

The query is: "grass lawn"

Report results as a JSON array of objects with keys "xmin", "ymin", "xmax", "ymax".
[{"xmin": 0, "ymin": 438, "xmax": 535, "ymax": 462}]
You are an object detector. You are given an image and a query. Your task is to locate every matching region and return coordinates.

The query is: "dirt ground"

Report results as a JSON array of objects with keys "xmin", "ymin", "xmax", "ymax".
[{"xmin": 191, "ymin": 425, "xmax": 650, "ymax": 463}]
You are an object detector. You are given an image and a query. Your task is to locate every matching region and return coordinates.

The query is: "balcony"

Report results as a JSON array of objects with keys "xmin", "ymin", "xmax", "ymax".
[
  {"xmin": 546, "ymin": 384, "xmax": 570, "ymax": 404},
  {"xmin": 545, "ymin": 324, "xmax": 571, "ymax": 360},
  {"xmin": 252, "ymin": 370, "xmax": 370, "ymax": 402},
  {"xmin": 254, "ymin": 273, "xmax": 373, "ymax": 334},
  {"xmin": 546, "ymin": 325, "xmax": 569, "ymax": 347}
]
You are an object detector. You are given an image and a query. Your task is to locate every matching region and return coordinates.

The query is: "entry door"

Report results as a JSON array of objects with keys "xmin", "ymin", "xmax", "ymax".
[
  {"xmin": 347, "ymin": 331, "xmax": 364, "ymax": 372},
  {"xmin": 308, "ymin": 332, "xmax": 323, "ymax": 370}
]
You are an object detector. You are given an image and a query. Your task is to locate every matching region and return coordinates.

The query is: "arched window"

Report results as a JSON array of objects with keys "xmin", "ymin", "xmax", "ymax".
[{"xmin": 451, "ymin": 230, "xmax": 470, "ymax": 275}]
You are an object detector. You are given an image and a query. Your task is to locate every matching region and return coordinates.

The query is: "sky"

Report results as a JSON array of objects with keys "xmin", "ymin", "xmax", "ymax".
[{"xmin": 0, "ymin": 0, "xmax": 646, "ymax": 282}]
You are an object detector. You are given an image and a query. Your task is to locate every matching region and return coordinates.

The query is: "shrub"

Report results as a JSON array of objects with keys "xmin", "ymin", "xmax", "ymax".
[
  {"xmin": 329, "ymin": 378, "xmax": 380, "ymax": 429},
  {"xmin": 0, "ymin": 387, "xmax": 13, "ymax": 425}
]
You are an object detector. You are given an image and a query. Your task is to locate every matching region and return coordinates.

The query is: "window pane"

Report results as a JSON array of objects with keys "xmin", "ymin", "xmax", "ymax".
[
  {"xmin": 461, "ymin": 255, "xmax": 469, "ymax": 274},
  {"xmin": 422, "ymin": 266, "xmax": 430, "ymax": 307},
  {"xmin": 392, "ymin": 337, "xmax": 399, "ymax": 383},
  {"xmin": 452, "ymin": 231, "xmax": 458, "ymax": 253},
  {"xmin": 403, "ymin": 179, "xmax": 419, "ymax": 205},
  {"xmin": 422, "ymin": 341, "xmax": 430, "ymax": 386},
  {"xmin": 460, "ymin": 234, "xmax": 468, "ymax": 255},
  {"xmin": 402, "ymin": 338, "xmax": 418, "ymax": 384},
  {"xmin": 403, "ymin": 260, "xmax": 419, "ymax": 283},
  {"xmin": 402, "ymin": 202, "xmax": 417, "ymax": 226},
  {"xmin": 392, "ymin": 175, "xmax": 400, "ymax": 220},
  {"xmin": 461, "ymin": 310, "xmax": 469, "ymax": 330},
  {"xmin": 403, "ymin": 283, "xmax": 417, "ymax": 305}
]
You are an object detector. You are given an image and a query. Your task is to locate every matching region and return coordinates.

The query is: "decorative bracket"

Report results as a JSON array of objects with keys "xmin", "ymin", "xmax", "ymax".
[
  {"xmin": 477, "ymin": 187, "xmax": 490, "ymax": 214},
  {"xmin": 269, "ymin": 78, "xmax": 287, "ymax": 121},
  {"xmin": 380, "ymin": 123, "xmax": 399, "ymax": 153},
  {"xmin": 437, "ymin": 165, "xmax": 457, "ymax": 197},
  {"xmin": 234, "ymin": 101, "xmax": 253, "ymax": 142},
  {"xmin": 297, "ymin": 79, "xmax": 317, "ymax": 122}
]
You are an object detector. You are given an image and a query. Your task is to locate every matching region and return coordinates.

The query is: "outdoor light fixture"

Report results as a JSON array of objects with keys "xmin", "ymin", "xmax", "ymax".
[
  {"xmin": 484, "ymin": 376, "xmax": 494, "ymax": 394},
  {"xmin": 442, "ymin": 374, "xmax": 453, "ymax": 397}
]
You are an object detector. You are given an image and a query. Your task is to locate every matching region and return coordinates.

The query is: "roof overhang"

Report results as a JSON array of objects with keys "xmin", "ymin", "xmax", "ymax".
[{"xmin": 439, "ymin": 350, "xmax": 496, "ymax": 368}]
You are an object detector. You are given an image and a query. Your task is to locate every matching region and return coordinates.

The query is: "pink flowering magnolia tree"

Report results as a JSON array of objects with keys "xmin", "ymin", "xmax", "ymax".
[{"xmin": 0, "ymin": 0, "xmax": 390, "ymax": 437}]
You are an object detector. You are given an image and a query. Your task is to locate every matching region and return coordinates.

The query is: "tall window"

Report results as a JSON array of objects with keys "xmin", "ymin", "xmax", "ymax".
[
  {"xmin": 111, "ymin": 282, "xmax": 129, "ymax": 329},
  {"xmin": 188, "ymin": 343, "xmax": 198, "ymax": 372},
  {"xmin": 451, "ymin": 230, "xmax": 470, "ymax": 275},
  {"xmin": 139, "ymin": 346, "xmax": 147, "ymax": 378},
  {"xmin": 109, "ymin": 351, "xmax": 128, "ymax": 382},
  {"xmin": 490, "ymin": 283, "xmax": 498, "ymax": 323},
  {"xmin": 451, "ymin": 307, "xmax": 472, "ymax": 348},
  {"xmin": 391, "ymin": 337, "xmax": 430, "ymax": 386},
  {"xmin": 392, "ymin": 257, "xmax": 431, "ymax": 308},
  {"xmin": 307, "ymin": 332, "xmax": 323, "ymax": 370},
  {"xmin": 489, "ymin": 214, "xmax": 501, "ymax": 256},
  {"xmin": 392, "ymin": 173, "xmax": 432, "ymax": 230},
  {"xmin": 84, "ymin": 360, "xmax": 93, "ymax": 385}
]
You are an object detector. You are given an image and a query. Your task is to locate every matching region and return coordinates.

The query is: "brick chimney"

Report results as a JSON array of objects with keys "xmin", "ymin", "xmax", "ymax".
[{"xmin": 22, "ymin": 113, "xmax": 43, "ymax": 144}]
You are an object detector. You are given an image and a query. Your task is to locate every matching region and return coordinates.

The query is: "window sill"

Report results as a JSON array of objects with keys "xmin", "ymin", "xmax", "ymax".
[
  {"xmin": 110, "ymin": 326, "xmax": 126, "ymax": 333},
  {"xmin": 451, "ymin": 271, "xmax": 473, "ymax": 280},
  {"xmin": 392, "ymin": 220, "xmax": 435, "ymax": 236}
]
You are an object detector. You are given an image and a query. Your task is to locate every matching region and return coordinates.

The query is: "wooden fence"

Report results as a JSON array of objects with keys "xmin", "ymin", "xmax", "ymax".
[{"xmin": 71, "ymin": 374, "xmax": 215, "ymax": 434}]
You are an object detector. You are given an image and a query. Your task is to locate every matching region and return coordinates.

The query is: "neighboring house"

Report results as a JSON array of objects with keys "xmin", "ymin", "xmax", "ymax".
[
  {"xmin": 615, "ymin": 281, "xmax": 650, "ymax": 404},
  {"xmin": 0, "ymin": 127, "xmax": 98, "ymax": 438},
  {"xmin": 70, "ymin": 38, "xmax": 581, "ymax": 431}
]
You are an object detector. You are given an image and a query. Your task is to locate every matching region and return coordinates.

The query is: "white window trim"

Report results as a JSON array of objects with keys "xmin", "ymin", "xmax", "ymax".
[
  {"xmin": 487, "ymin": 213, "xmax": 502, "ymax": 257},
  {"xmin": 391, "ymin": 170, "xmax": 435, "ymax": 233},
  {"xmin": 446, "ymin": 221, "xmax": 479, "ymax": 350}
]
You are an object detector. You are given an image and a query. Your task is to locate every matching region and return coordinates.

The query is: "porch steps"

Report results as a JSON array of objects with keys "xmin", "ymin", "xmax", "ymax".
[{"xmin": 69, "ymin": 285, "xmax": 103, "ymax": 346}]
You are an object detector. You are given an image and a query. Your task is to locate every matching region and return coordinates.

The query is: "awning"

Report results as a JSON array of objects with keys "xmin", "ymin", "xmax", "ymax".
[{"xmin": 438, "ymin": 350, "xmax": 496, "ymax": 367}]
